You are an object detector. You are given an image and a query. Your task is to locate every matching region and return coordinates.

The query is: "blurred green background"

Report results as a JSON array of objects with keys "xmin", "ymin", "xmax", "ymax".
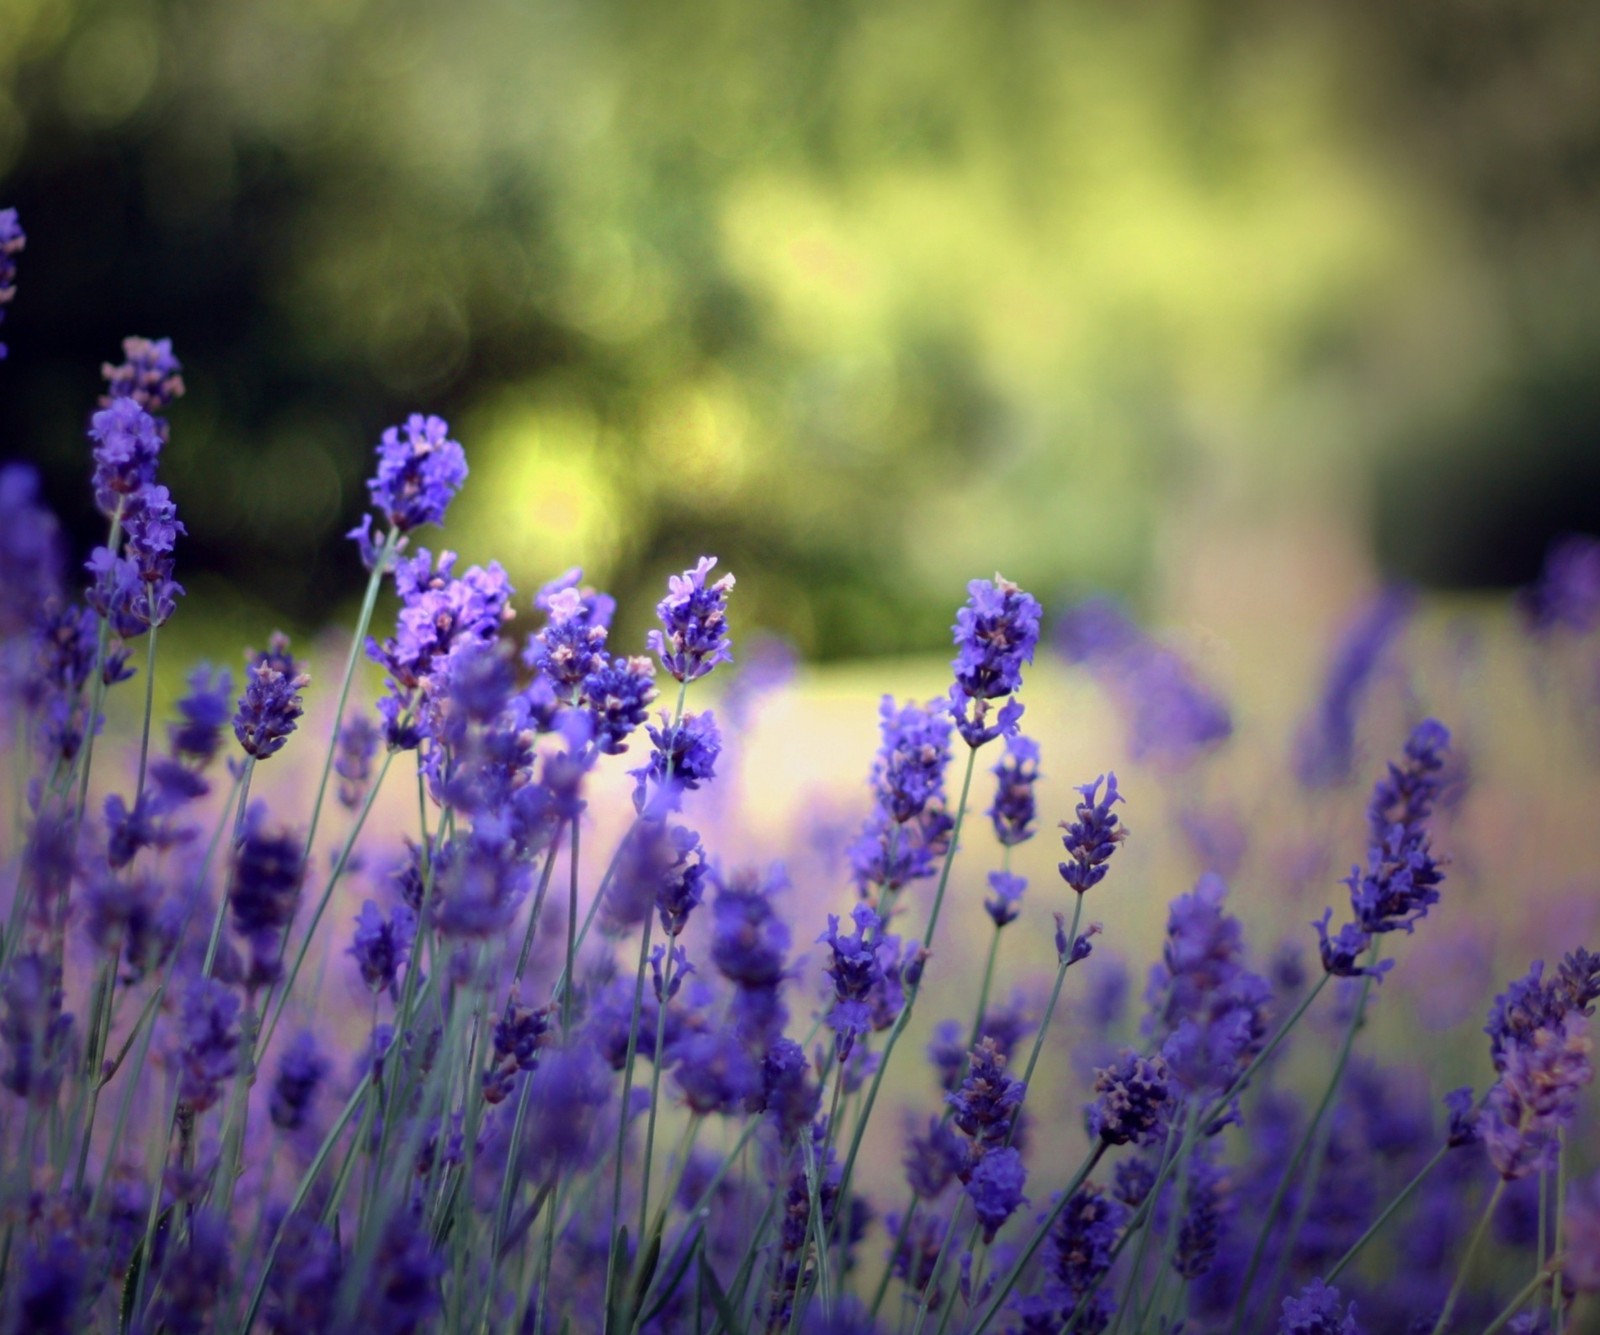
[{"xmin": 2, "ymin": 0, "xmax": 1599, "ymax": 657}]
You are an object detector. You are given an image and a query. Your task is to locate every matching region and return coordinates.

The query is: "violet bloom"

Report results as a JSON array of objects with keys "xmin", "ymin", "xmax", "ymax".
[
  {"xmin": 0, "ymin": 206, "xmax": 22, "ymax": 359},
  {"xmin": 710, "ymin": 867, "xmax": 792, "ymax": 1044},
  {"xmin": 229, "ymin": 804, "xmax": 305, "ymax": 985},
  {"xmin": 1146, "ymin": 874, "xmax": 1271, "ymax": 1099},
  {"xmin": 984, "ymin": 870, "xmax": 1027, "ymax": 928},
  {"xmin": 12, "ymin": 1229, "xmax": 85, "ymax": 1335},
  {"xmin": 631, "ymin": 710, "xmax": 721, "ymax": 815},
  {"xmin": 989, "ymin": 733, "xmax": 1040, "ymax": 845},
  {"xmin": 333, "ymin": 713, "xmax": 380, "ymax": 810},
  {"xmin": 365, "ymin": 412, "xmax": 467, "ymax": 533},
  {"xmin": 581, "ymin": 654, "xmax": 657, "ymax": 754},
  {"xmin": 0, "ymin": 952, "xmax": 73, "ymax": 1104},
  {"xmin": 88, "ymin": 397, "xmax": 163, "ymax": 518},
  {"xmin": 966, "ymin": 1146, "xmax": 1027, "ymax": 1242},
  {"xmin": 349, "ymin": 899, "xmax": 416, "ymax": 995},
  {"xmin": 270, "ymin": 1030, "xmax": 329, "ymax": 1131},
  {"xmin": 947, "ymin": 1037, "xmax": 1024, "ymax": 1151},
  {"xmin": 174, "ymin": 974, "xmax": 240, "ymax": 1113},
  {"xmin": 949, "ymin": 574, "xmax": 1041, "ymax": 747},
  {"xmin": 673, "ymin": 1029, "xmax": 762, "ymax": 1116},
  {"xmin": 1518, "ymin": 534, "xmax": 1600, "ymax": 637},
  {"xmin": 168, "ymin": 664, "xmax": 233, "ymax": 767},
  {"xmin": 101, "ymin": 335, "xmax": 184, "ymax": 414},
  {"xmin": 148, "ymin": 1209, "xmax": 231, "ymax": 1335},
  {"xmin": 1052, "ymin": 1183, "xmax": 1126, "ymax": 1325},
  {"xmin": 1173, "ymin": 1143, "xmax": 1228, "ymax": 1279},
  {"xmin": 1479, "ymin": 957, "xmax": 1595, "ymax": 1179},
  {"xmin": 871, "ymin": 695, "xmax": 954, "ymax": 824},
  {"xmin": 0, "ymin": 465, "xmax": 63, "ymax": 639},
  {"xmin": 1278, "ymin": 1279, "xmax": 1360, "ymax": 1335},
  {"xmin": 1316, "ymin": 719, "xmax": 1451, "ymax": 978},
  {"xmin": 904, "ymin": 1116, "xmax": 972, "ymax": 1198},
  {"xmin": 648, "ymin": 555, "xmax": 735, "ymax": 683},
  {"xmin": 1292, "ymin": 588, "xmax": 1413, "ymax": 789},
  {"xmin": 484, "ymin": 997, "xmax": 551, "ymax": 1104},
  {"xmin": 526, "ymin": 569, "xmax": 614, "ymax": 689},
  {"xmin": 1087, "ymin": 1049, "xmax": 1173, "ymax": 1147},
  {"xmin": 1058, "ymin": 773, "xmax": 1126, "ymax": 894},
  {"xmin": 820, "ymin": 903, "xmax": 900, "ymax": 1058},
  {"xmin": 233, "ymin": 633, "xmax": 310, "ymax": 760}
]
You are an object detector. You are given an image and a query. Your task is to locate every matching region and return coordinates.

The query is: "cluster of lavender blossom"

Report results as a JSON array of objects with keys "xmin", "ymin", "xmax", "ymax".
[{"xmin": 0, "ymin": 205, "xmax": 1598, "ymax": 1335}]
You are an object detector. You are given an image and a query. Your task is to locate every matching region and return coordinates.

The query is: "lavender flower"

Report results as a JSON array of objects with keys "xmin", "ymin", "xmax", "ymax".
[
  {"xmin": 1518, "ymin": 534, "xmax": 1600, "ymax": 636},
  {"xmin": 903, "ymin": 1117, "xmax": 972, "ymax": 1198},
  {"xmin": 581, "ymin": 654, "xmax": 657, "ymax": 754},
  {"xmin": 631, "ymin": 710, "xmax": 721, "ymax": 814},
  {"xmin": 948, "ymin": 1037, "xmax": 1025, "ymax": 1151},
  {"xmin": 1278, "ymin": 1279, "xmax": 1360, "ymax": 1334},
  {"xmin": 1292, "ymin": 588, "xmax": 1413, "ymax": 789},
  {"xmin": 1052, "ymin": 1183, "xmax": 1126, "ymax": 1323},
  {"xmin": 674, "ymin": 1029, "xmax": 762, "ymax": 1115},
  {"xmin": 0, "ymin": 464, "xmax": 63, "ymax": 639},
  {"xmin": 1087, "ymin": 1049, "xmax": 1173, "ymax": 1146},
  {"xmin": 0, "ymin": 207, "xmax": 22, "ymax": 359},
  {"xmin": 648, "ymin": 555, "xmax": 735, "ymax": 682},
  {"xmin": 334, "ymin": 713, "xmax": 380, "ymax": 810},
  {"xmin": 966, "ymin": 1145, "xmax": 1027, "ymax": 1242},
  {"xmin": 229, "ymin": 804, "xmax": 305, "ymax": 984},
  {"xmin": 871, "ymin": 695, "xmax": 954, "ymax": 824},
  {"xmin": 1058, "ymin": 773, "xmax": 1126, "ymax": 893},
  {"xmin": 100, "ymin": 335, "xmax": 185, "ymax": 413},
  {"xmin": 1, "ymin": 952, "xmax": 74, "ymax": 1103},
  {"xmin": 87, "ymin": 397, "xmax": 163, "ymax": 518},
  {"xmin": 820, "ymin": 903, "xmax": 900, "ymax": 1057},
  {"xmin": 989, "ymin": 732, "xmax": 1040, "ymax": 845},
  {"xmin": 11, "ymin": 1229, "xmax": 85, "ymax": 1335},
  {"xmin": 350, "ymin": 899, "xmax": 416, "ymax": 995},
  {"xmin": 526, "ymin": 569, "xmax": 614, "ymax": 688},
  {"xmin": 364, "ymin": 412, "xmax": 467, "ymax": 533},
  {"xmin": 169, "ymin": 664, "xmax": 233, "ymax": 766},
  {"xmin": 984, "ymin": 870, "xmax": 1027, "ymax": 928},
  {"xmin": 174, "ymin": 975, "xmax": 240, "ymax": 1113},
  {"xmin": 147, "ymin": 1209, "xmax": 231, "ymax": 1335},
  {"xmin": 948, "ymin": 574, "xmax": 1041, "ymax": 746},
  {"xmin": 234, "ymin": 633, "xmax": 310, "ymax": 760},
  {"xmin": 269, "ymin": 1030, "xmax": 329, "ymax": 1130}
]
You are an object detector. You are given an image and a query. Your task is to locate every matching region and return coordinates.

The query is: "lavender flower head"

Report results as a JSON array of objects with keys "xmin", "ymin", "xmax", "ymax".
[
  {"xmin": 0, "ymin": 207, "xmax": 22, "ymax": 359},
  {"xmin": 871, "ymin": 695, "xmax": 953, "ymax": 824},
  {"xmin": 1087, "ymin": 1049, "xmax": 1173, "ymax": 1147},
  {"xmin": 349, "ymin": 899, "xmax": 416, "ymax": 994},
  {"xmin": 234, "ymin": 632, "xmax": 310, "ymax": 760},
  {"xmin": 966, "ymin": 1145, "xmax": 1027, "ymax": 1242},
  {"xmin": 229, "ymin": 803, "xmax": 305, "ymax": 984},
  {"xmin": 820, "ymin": 903, "xmax": 900, "ymax": 1057},
  {"xmin": 100, "ymin": 335, "xmax": 185, "ymax": 413},
  {"xmin": 1518, "ymin": 534, "xmax": 1600, "ymax": 637},
  {"xmin": 174, "ymin": 974, "xmax": 240, "ymax": 1113},
  {"xmin": 0, "ymin": 464, "xmax": 63, "ymax": 638},
  {"xmin": 1059, "ymin": 773, "xmax": 1126, "ymax": 894},
  {"xmin": 648, "ymin": 555, "xmax": 735, "ymax": 683},
  {"xmin": 269, "ymin": 1030, "xmax": 329, "ymax": 1131},
  {"xmin": 365, "ymin": 412, "xmax": 467, "ymax": 533},
  {"xmin": 947, "ymin": 1036, "xmax": 1025, "ymax": 1151},
  {"xmin": 526, "ymin": 569, "xmax": 615, "ymax": 688},
  {"xmin": 88, "ymin": 397, "xmax": 163, "ymax": 518},
  {"xmin": 1278, "ymin": 1279, "xmax": 1359, "ymax": 1334},
  {"xmin": 631, "ymin": 710, "xmax": 721, "ymax": 815},
  {"xmin": 984, "ymin": 870, "xmax": 1027, "ymax": 928},
  {"xmin": 582, "ymin": 654, "xmax": 657, "ymax": 754},
  {"xmin": 989, "ymin": 732, "xmax": 1040, "ymax": 845},
  {"xmin": 949, "ymin": 574, "xmax": 1041, "ymax": 747}
]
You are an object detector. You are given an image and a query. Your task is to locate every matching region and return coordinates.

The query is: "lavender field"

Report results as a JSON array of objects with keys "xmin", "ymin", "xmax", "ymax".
[{"xmin": 2, "ymin": 197, "xmax": 1600, "ymax": 1334}]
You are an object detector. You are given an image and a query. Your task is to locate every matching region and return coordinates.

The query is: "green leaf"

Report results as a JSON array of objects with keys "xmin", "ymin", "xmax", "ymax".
[
  {"xmin": 698, "ymin": 1253, "xmax": 744, "ymax": 1335},
  {"xmin": 120, "ymin": 1204, "xmax": 176, "ymax": 1334}
]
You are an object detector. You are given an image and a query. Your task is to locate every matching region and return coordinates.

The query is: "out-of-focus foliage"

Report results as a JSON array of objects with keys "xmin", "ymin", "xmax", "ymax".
[{"xmin": 1, "ymin": 0, "xmax": 1598, "ymax": 654}]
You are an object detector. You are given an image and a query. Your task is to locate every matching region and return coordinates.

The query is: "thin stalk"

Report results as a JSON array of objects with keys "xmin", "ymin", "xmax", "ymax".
[
  {"xmin": 1553, "ymin": 1129, "xmax": 1568, "ymax": 1334},
  {"xmin": 133, "ymin": 607, "xmax": 159, "ymax": 803},
  {"xmin": 827, "ymin": 744, "xmax": 981, "ymax": 1249},
  {"xmin": 237, "ymin": 1071, "xmax": 372, "ymax": 1333},
  {"xmin": 909, "ymin": 1201, "xmax": 965, "ymax": 1335},
  {"xmin": 1111, "ymin": 1117, "xmax": 1184, "ymax": 1335},
  {"xmin": 1324, "ymin": 1143, "xmax": 1450, "ymax": 1284},
  {"xmin": 636, "ymin": 924, "xmax": 677, "ymax": 1242},
  {"xmin": 604, "ymin": 913, "xmax": 657, "ymax": 1334},
  {"xmin": 513, "ymin": 828, "xmax": 567, "ymax": 986},
  {"xmin": 1481, "ymin": 1272, "xmax": 1557, "ymax": 1335},
  {"xmin": 256, "ymin": 747, "xmax": 395, "ymax": 1059},
  {"xmin": 1429, "ymin": 1179, "xmax": 1506, "ymax": 1335},
  {"xmin": 300, "ymin": 525, "xmax": 398, "ymax": 866},
  {"xmin": 562, "ymin": 821, "xmax": 582, "ymax": 1034},
  {"xmin": 1006, "ymin": 892, "xmax": 1086, "ymax": 1149},
  {"xmin": 1228, "ymin": 960, "xmax": 1377, "ymax": 1335}
]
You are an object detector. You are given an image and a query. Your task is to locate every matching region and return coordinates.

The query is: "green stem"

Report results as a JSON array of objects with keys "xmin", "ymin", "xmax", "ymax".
[
  {"xmin": 1553, "ymin": 1129, "xmax": 1568, "ymax": 1333},
  {"xmin": 134, "ymin": 609, "xmax": 159, "ymax": 804},
  {"xmin": 1480, "ymin": 1272, "xmax": 1557, "ymax": 1335},
  {"xmin": 604, "ymin": 913, "xmax": 657, "ymax": 1334},
  {"xmin": 1430, "ymin": 1179, "xmax": 1507, "ymax": 1335},
  {"xmin": 1324, "ymin": 1143, "xmax": 1450, "ymax": 1284},
  {"xmin": 637, "ymin": 925, "xmax": 678, "ymax": 1244},
  {"xmin": 562, "ymin": 821, "xmax": 582, "ymax": 1035},
  {"xmin": 300, "ymin": 526, "xmax": 398, "ymax": 868}
]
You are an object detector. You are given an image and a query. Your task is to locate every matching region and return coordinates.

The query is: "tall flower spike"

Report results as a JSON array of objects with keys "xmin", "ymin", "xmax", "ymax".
[
  {"xmin": 88, "ymin": 398, "xmax": 163, "ymax": 518},
  {"xmin": 234, "ymin": 633, "xmax": 310, "ymax": 760},
  {"xmin": 365, "ymin": 413, "xmax": 467, "ymax": 533},
  {"xmin": 648, "ymin": 555, "xmax": 735, "ymax": 683},
  {"xmin": 989, "ymin": 733, "xmax": 1040, "ymax": 845},
  {"xmin": 101, "ymin": 336, "xmax": 185, "ymax": 414},
  {"xmin": 0, "ymin": 207, "xmax": 23, "ymax": 360},
  {"xmin": 949, "ymin": 574, "xmax": 1041, "ymax": 747},
  {"xmin": 1058, "ymin": 773, "xmax": 1126, "ymax": 893},
  {"xmin": 526, "ymin": 569, "xmax": 614, "ymax": 688}
]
